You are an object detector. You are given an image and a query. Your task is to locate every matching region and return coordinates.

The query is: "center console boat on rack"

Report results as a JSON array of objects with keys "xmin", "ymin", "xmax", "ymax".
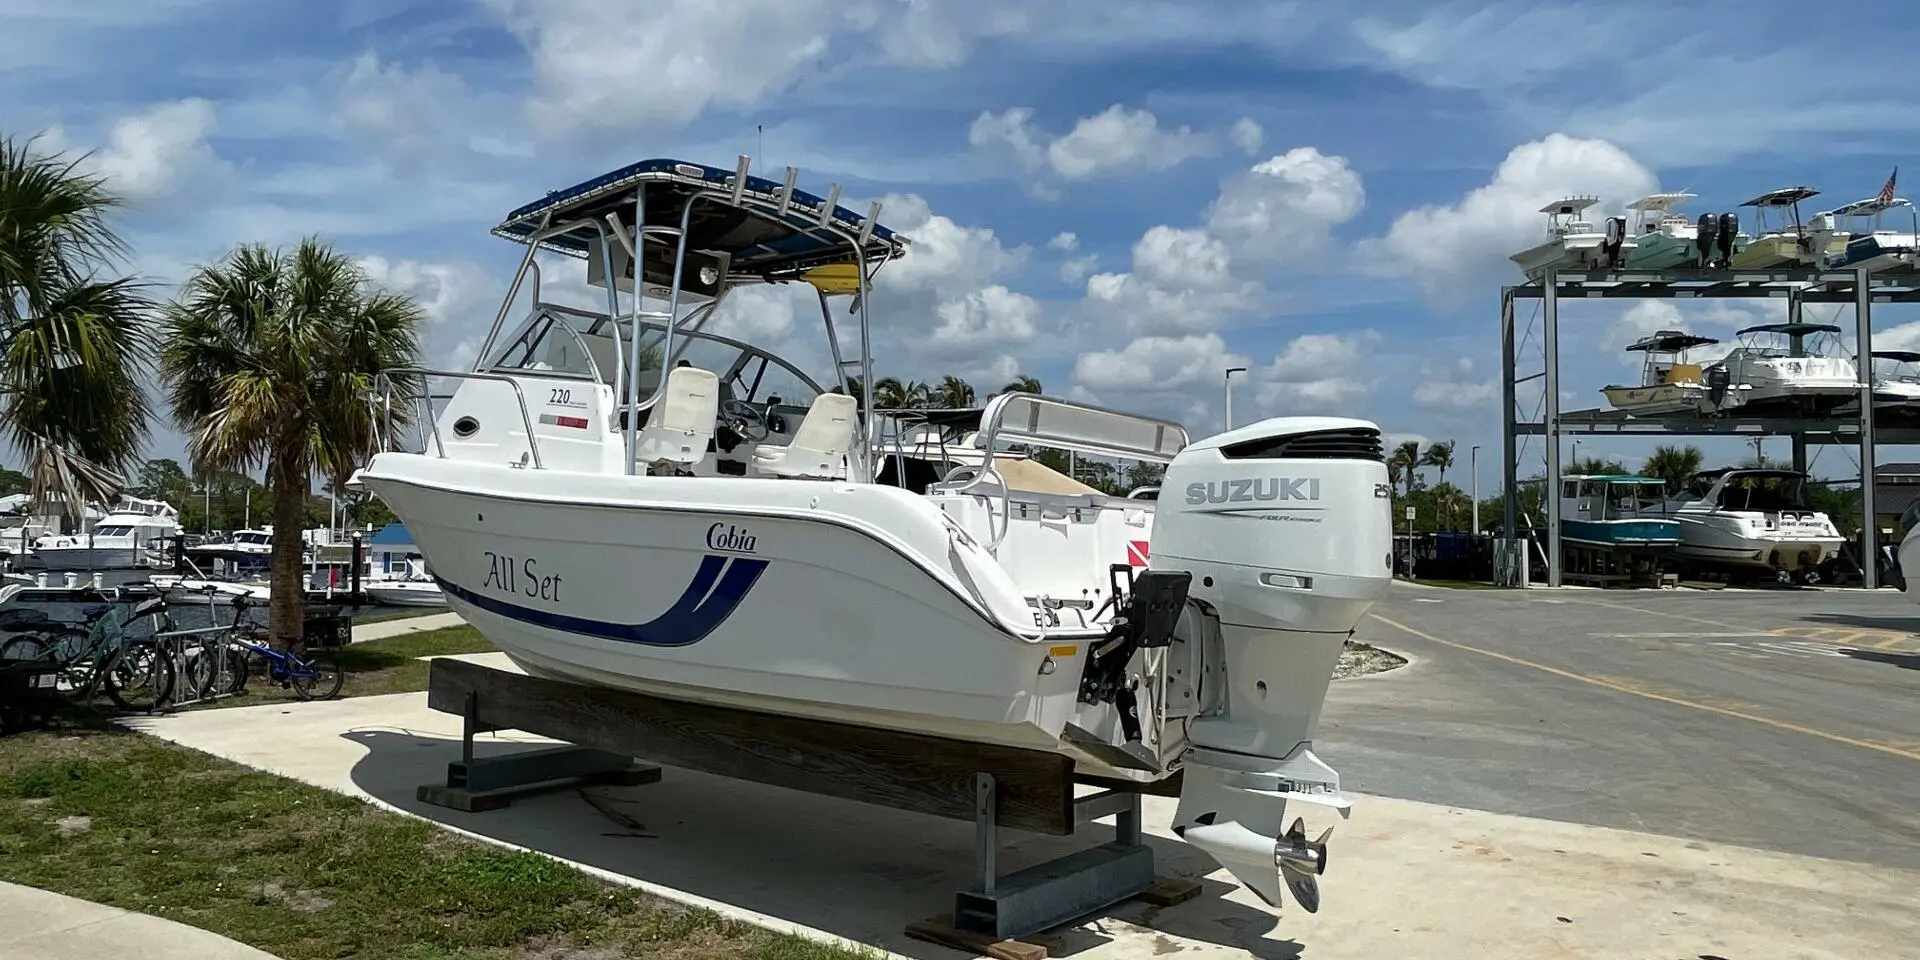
[{"xmin": 351, "ymin": 156, "xmax": 1393, "ymax": 922}]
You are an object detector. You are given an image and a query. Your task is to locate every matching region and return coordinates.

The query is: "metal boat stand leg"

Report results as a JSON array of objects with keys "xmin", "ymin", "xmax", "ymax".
[
  {"xmin": 950, "ymin": 772, "xmax": 1157, "ymax": 941},
  {"xmin": 416, "ymin": 691, "xmax": 662, "ymax": 812}
]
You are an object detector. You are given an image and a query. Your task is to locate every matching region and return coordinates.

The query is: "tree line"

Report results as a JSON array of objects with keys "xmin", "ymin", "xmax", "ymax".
[{"xmin": 3, "ymin": 134, "xmax": 426, "ymax": 646}]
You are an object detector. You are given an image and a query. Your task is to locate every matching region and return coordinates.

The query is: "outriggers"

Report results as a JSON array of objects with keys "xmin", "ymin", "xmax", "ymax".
[{"xmin": 352, "ymin": 156, "xmax": 1394, "ymax": 924}]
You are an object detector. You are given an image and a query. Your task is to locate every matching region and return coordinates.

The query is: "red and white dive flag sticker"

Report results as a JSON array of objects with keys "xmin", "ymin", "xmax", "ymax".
[{"xmin": 1127, "ymin": 540, "xmax": 1151, "ymax": 567}]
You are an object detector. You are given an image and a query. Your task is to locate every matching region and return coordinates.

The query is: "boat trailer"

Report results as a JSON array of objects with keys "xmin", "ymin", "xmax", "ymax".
[{"xmin": 419, "ymin": 657, "xmax": 1198, "ymax": 956}]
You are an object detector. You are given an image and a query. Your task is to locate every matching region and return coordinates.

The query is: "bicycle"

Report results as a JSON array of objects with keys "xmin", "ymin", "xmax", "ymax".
[
  {"xmin": 0, "ymin": 594, "xmax": 175, "ymax": 712},
  {"xmin": 214, "ymin": 593, "xmax": 345, "ymax": 701}
]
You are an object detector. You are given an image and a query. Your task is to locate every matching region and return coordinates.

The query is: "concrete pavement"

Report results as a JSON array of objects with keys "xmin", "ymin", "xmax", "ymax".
[
  {"xmin": 348, "ymin": 610, "xmax": 464, "ymax": 642},
  {"xmin": 0, "ymin": 880, "xmax": 281, "ymax": 960},
  {"xmin": 1338, "ymin": 581, "xmax": 1920, "ymax": 871},
  {"xmin": 122, "ymin": 650, "xmax": 1917, "ymax": 960}
]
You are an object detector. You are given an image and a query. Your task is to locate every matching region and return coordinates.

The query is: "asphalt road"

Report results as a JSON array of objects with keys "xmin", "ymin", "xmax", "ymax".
[{"xmin": 1323, "ymin": 581, "xmax": 1920, "ymax": 871}]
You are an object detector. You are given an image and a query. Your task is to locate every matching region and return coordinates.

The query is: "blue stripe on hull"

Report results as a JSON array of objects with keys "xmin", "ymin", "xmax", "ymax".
[
  {"xmin": 1563, "ymin": 519, "xmax": 1681, "ymax": 546},
  {"xmin": 435, "ymin": 553, "xmax": 769, "ymax": 647}
]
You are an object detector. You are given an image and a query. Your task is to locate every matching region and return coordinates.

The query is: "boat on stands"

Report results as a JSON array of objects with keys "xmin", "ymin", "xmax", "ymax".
[
  {"xmin": 1600, "ymin": 330, "xmax": 1748, "ymax": 417},
  {"xmin": 1554, "ymin": 475, "xmax": 1681, "ymax": 586},
  {"xmin": 350, "ymin": 155, "xmax": 1394, "ymax": 915},
  {"xmin": 1649, "ymin": 468, "xmax": 1846, "ymax": 583},
  {"xmin": 363, "ymin": 575, "xmax": 448, "ymax": 608}
]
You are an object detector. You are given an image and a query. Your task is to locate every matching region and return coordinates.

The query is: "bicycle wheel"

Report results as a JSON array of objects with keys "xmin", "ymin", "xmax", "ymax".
[
  {"xmin": 0, "ymin": 634, "xmax": 51, "ymax": 662},
  {"xmin": 223, "ymin": 646, "xmax": 250, "ymax": 694},
  {"xmin": 104, "ymin": 640, "xmax": 175, "ymax": 712},
  {"xmin": 290, "ymin": 651, "xmax": 344, "ymax": 701},
  {"xmin": 177, "ymin": 644, "xmax": 218, "ymax": 702}
]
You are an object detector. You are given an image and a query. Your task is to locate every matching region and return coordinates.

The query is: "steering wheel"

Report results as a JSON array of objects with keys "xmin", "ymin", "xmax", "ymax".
[{"xmin": 721, "ymin": 398, "xmax": 771, "ymax": 442}]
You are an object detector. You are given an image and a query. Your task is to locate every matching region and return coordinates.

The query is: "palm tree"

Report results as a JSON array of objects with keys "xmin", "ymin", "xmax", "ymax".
[
  {"xmin": 1001, "ymin": 374, "xmax": 1043, "ymax": 395},
  {"xmin": 0, "ymin": 134, "xmax": 156, "ymax": 521},
  {"xmin": 1421, "ymin": 441, "xmax": 1455, "ymax": 487},
  {"xmin": 1569, "ymin": 456, "xmax": 1626, "ymax": 477},
  {"xmin": 1390, "ymin": 440, "xmax": 1423, "ymax": 496},
  {"xmin": 1641, "ymin": 443, "xmax": 1704, "ymax": 492},
  {"xmin": 934, "ymin": 375, "xmax": 976, "ymax": 409},
  {"xmin": 159, "ymin": 238, "xmax": 427, "ymax": 648}
]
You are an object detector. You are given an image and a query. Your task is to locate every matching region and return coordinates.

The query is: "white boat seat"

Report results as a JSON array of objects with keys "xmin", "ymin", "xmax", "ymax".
[
  {"xmin": 633, "ymin": 365, "xmax": 720, "ymax": 466},
  {"xmin": 753, "ymin": 393, "xmax": 859, "ymax": 479}
]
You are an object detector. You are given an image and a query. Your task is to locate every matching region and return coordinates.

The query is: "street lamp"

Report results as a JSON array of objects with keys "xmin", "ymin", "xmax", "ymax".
[
  {"xmin": 1223, "ymin": 366, "xmax": 1247, "ymax": 430},
  {"xmin": 1470, "ymin": 444, "xmax": 1481, "ymax": 536}
]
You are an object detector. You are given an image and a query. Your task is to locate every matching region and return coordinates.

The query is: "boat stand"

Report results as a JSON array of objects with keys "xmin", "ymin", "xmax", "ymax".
[
  {"xmin": 418, "ymin": 658, "xmax": 1198, "ymax": 957},
  {"xmin": 418, "ymin": 690, "xmax": 662, "ymax": 812}
]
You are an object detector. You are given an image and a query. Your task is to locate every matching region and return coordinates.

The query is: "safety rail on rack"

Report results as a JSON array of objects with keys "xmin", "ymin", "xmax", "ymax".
[
  {"xmin": 956, "ymin": 392, "xmax": 1190, "ymax": 552},
  {"xmin": 377, "ymin": 369, "xmax": 546, "ymax": 470}
]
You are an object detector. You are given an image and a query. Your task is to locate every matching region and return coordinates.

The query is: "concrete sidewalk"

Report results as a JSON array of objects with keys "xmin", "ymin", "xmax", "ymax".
[
  {"xmin": 1, "ymin": 880, "xmax": 280, "ymax": 960},
  {"xmin": 349, "ymin": 610, "xmax": 464, "ymax": 642},
  {"xmin": 122, "ymin": 659, "xmax": 1918, "ymax": 960}
]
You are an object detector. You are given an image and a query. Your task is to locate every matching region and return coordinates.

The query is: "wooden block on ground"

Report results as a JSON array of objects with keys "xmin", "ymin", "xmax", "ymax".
[
  {"xmin": 1135, "ymin": 877, "xmax": 1202, "ymax": 907},
  {"xmin": 904, "ymin": 913, "xmax": 1055, "ymax": 960},
  {"xmin": 417, "ymin": 764, "xmax": 660, "ymax": 813}
]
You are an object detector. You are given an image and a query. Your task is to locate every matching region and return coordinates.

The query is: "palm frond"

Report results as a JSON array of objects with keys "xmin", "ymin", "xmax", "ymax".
[{"xmin": 25, "ymin": 433, "xmax": 125, "ymax": 523}]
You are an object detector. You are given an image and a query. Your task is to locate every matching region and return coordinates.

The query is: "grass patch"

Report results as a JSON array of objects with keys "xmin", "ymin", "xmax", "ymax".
[
  {"xmin": 192, "ymin": 626, "xmax": 497, "ymax": 709},
  {"xmin": 0, "ymin": 726, "xmax": 873, "ymax": 960}
]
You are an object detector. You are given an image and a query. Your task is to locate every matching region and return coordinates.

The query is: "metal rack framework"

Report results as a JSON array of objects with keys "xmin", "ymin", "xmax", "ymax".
[{"xmin": 1499, "ymin": 266, "xmax": 1920, "ymax": 589}]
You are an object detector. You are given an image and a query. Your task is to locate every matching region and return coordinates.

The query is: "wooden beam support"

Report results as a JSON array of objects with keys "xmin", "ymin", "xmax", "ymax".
[{"xmin": 426, "ymin": 657, "xmax": 1076, "ymax": 835}]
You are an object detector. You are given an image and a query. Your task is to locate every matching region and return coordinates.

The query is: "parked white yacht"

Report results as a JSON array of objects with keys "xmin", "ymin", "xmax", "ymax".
[
  {"xmin": 1511, "ymin": 196, "xmax": 1627, "ymax": 281},
  {"xmin": 351, "ymin": 156, "xmax": 1393, "ymax": 916},
  {"xmin": 1704, "ymin": 322, "xmax": 1861, "ymax": 417},
  {"xmin": 1652, "ymin": 468, "xmax": 1846, "ymax": 581},
  {"xmin": 1600, "ymin": 330, "xmax": 1748, "ymax": 417},
  {"xmin": 1868, "ymin": 350, "xmax": 1920, "ymax": 412},
  {"xmin": 1731, "ymin": 186, "xmax": 1843, "ymax": 268},
  {"xmin": 30, "ymin": 496, "xmax": 180, "ymax": 570}
]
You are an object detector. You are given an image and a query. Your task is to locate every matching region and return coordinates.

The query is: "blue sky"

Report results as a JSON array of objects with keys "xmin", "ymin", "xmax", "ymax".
[{"xmin": 9, "ymin": 0, "xmax": 1920, "ymax": 495}]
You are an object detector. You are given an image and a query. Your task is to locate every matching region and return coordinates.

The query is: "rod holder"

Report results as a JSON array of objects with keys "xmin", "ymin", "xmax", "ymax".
[
  {"xmin": 856, "ymin": 200, "xmax": 883, "ymax": 246},
  {"xmin": 818, "ymin": 183, "xmax": 842, "ymax": 227},
  {"xmin": 729, "ymin": 154, "xmax": 750, "ymax": 205},
  {"xmin": 775, "ymin": 166, "xmax": 798, "ymax": 216}
]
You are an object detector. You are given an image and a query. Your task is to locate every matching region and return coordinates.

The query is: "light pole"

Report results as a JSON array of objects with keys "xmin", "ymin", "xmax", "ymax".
[
  {"xmin": 1223, "ymin": 366, "xmax": 1247, "ymax": 431},
  {"xmin": 1471, "ymin": 444, "xmax": 1481, "ymax": 536}
]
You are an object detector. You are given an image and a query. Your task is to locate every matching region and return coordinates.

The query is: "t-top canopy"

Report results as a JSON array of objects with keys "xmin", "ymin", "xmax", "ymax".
[
  {"xmin": 491, "ymin": 157, "xmax": 910, "ymax": 284},
  {"xmin": 1625, "ymin": 330, "xmax": 1717, "ymax": 352},
  {"xmin": 1735, "ymin": 322, "xmax": 1841, "ymax": 337},
  {"xmin": 1873, "ymin": 350, "xmax": 1920, "ymax": 363},
  {"xmin": 1740, "ymin": 186, "xmax": 1820, "ymax": 207}
]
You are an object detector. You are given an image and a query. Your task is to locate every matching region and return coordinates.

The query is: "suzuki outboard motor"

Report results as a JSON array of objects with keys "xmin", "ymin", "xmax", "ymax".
[
  {"xmin": 1716, "ymin": 212, "xmax": 1740, "ymax": 265},
  {"xmin": 1603, "ymin": 216, "xmax": 1627, "ymax": 267},
  {"xmin": 1151, "ymin": 417, "xmax": 1391, "ymax": 914},
  {"xmin": 1706, "ymin": 364, "xmax": 1732, "ymax": 407},
  {"xmin": 1695, "ymin": 212, "xmax": 1721, "ymax": 266}
]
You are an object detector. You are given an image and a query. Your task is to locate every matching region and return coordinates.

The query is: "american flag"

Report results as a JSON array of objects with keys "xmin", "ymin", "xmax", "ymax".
[{"xmin": 1878, "ymin": 167, "xmax": 1899, "ymax": 204}]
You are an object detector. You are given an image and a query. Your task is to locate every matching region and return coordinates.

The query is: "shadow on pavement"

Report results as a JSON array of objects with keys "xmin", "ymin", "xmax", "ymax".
[
  {"xmin": 341, "ymin": 727, "xmax": 1306, "ymax": 959},
  {"xmin": 1840, "ymin": 648, "xmax": 1920, "ymax": 670}
]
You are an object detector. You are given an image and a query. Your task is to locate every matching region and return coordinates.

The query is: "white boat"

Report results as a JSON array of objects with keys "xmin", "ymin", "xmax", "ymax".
[
  {"xmin": 1704, "ymin": 322, "xmax": 1861, "ymax": 417},
  {"xmin": 1651, "ymin": 468, "xmax": 1846, "ymax": 580},
  {"xmin": 363, "ymin": 576, "xmax": 448, "ymax": 608},
  {"xmin": 1827, "ymin": 193, "xmax": 1919, "ymax": 273},
  {"xmin": 1867, "ymin": 350, "xmax": 1920, "ymax": 412},
  {"xmin": 351, "ymin": 156, "xmax": 1393, "ymax": 914},
  {"xmin": 31, "ymin": 496, "xmax": 180, "ymax": 570},
  {"xmin": 1599, "ymin": 330, "xmax": 1749, "ymax": 417},
  {"xmin": 184, "ymin": 527, "xmax": 274, "ymax": 561},
  {"xmin": 1510, "ymin": 196, "xmax": 1628, "ymax": 281},
  {"xmin": 1731, "ymin": 186, "xmax": 1844, "ymax": 268}
]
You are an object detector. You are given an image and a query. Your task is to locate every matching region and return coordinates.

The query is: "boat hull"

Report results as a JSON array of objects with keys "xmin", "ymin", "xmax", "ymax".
[
  {"xmin": 363, "ymin": 581, "xmax": 449, "ymax": 608},
  {"xmin": 1670, "ymin": 518, "xmax": 1843, "ymax": 571},
  {"xmin": 29, "ymin": 545, "xmax": 146, "ymax": 570},
  {"xmin": 358, "ymin": 454, "xmax": 1100, "ymax": 758},
  {"xmin": 1562, "ymin": 518, "xmax": 1680, "ymax": 547}
]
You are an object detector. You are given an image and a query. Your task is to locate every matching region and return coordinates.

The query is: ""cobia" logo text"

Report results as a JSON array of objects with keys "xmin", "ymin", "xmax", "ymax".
[{"xmin": 1184, "ymin": 478, "xmax": 1322, "ymax": 505}]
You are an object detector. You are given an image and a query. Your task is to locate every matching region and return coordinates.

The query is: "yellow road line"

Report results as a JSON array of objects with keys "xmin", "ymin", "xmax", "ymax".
[
  {"xmin": 1556, "ymin": 597, "xmax": 1920, "ymax": 654},
  {"xmin": 1367, "ymin": 613, "xmax": 1920, "ymax": 764}
]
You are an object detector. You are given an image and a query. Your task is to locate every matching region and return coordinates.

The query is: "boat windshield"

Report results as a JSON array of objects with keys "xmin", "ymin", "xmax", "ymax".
[
  {"xmin": 1716, "ymin": 474, "xmax": 1811, "ymax": 512},
  {"xmin": 1606, "ymin": 481, "xmax": 1667, "ymax": 516},
  {"xmin": 483, "ymin": 306, "xmax": 826, "ymax": 411}
]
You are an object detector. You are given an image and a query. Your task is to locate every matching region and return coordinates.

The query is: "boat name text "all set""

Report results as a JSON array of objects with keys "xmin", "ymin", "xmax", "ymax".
[
  {"xmin": 706, "ymin": 522, "xmax": 757, "ymax": 554},
  {"xmin": 482, "ymin": 552, "xmax": 564, "ymax": 602}
]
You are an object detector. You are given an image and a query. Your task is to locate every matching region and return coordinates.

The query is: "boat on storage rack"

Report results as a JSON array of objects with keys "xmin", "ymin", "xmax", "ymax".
[
  {"xmin": 1600, "ymin": 329, "xmax": 1748, "ymax": 417},
  {"xmin": 1703, "ymin": 322, "xmax": 1862, "ymax": 418},
  {"xmin": 1510, "ymin": 196, "xmax": 1628, "ymax": 281},
  {"xmin": 351, "ymin": 155, "xmax": 1395, "ymax": 916},
  {"xmin": 1647, "ymin": 468, "xmax": 1846, "ymax": 583}
]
